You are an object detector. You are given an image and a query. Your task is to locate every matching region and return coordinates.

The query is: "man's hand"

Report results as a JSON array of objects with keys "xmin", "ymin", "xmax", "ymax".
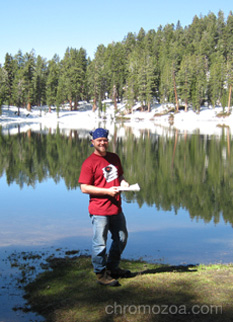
[
  {"xmin": 120, "ymin": 179, "xmax": 130, "ymax": 188},
  {"xmin": 108, "ymin": 186, "xmax": 120, "ymax": 197}
]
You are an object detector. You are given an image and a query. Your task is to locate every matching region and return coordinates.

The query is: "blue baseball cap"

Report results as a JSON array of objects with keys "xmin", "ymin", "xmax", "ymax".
[{"xmin": 89, "ymin": 128, "xmax": 109, "ymax": 146}]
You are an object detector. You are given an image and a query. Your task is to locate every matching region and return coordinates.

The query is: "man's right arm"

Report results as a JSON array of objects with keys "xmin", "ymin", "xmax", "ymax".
[{"xmin": 80, "ymin": 184, "xmax": 119, "ymax": 197}]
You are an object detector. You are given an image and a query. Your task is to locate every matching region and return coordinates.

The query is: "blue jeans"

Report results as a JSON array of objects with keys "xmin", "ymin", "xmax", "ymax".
[{"xmin": 91, "ymin": 212, "xmax": 128, "ymax": 273}]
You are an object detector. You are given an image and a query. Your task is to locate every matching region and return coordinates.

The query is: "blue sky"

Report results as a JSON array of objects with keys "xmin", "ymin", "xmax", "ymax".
[{"xmin": 0, "ymin": 0, "xmax": 232, "ymax": 64}]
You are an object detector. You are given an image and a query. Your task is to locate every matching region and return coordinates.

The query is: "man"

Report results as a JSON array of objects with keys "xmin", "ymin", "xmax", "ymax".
[{"xmin": 78, "ymin": 128, "xmax": 131, "ymax": 286}]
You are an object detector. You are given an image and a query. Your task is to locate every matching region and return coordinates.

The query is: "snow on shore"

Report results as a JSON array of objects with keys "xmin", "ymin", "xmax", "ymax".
[{"xmin": 0, "ymin": 102, "xmax": 233, "ymax": 138}]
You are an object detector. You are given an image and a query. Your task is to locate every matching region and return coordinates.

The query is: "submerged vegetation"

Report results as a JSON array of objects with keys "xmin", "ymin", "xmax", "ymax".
[{"xmin": 1, "ymin": 11, "xmax": 233, "ymax": 115}]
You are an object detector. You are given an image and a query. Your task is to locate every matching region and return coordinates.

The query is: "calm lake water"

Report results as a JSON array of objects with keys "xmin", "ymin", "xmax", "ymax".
[{"xmin": 1, "ymin": 124, "xmax": 233, "ymax": 321}]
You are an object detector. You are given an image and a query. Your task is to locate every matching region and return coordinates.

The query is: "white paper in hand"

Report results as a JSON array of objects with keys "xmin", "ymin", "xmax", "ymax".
[{"xmin": 117, "ymin": 183, "xmax": 140, "ymax": 191}]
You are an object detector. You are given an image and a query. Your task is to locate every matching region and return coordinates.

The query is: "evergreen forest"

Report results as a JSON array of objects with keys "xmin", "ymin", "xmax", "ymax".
[{"xmin": 1, "ymin": 11, "xmax": 233, "ymax": 114}]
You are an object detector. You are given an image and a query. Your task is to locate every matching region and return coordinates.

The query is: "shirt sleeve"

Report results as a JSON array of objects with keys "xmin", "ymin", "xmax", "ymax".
[{"xmin": 78, "ymin": 159, "xmax": 94, "ymax": 185}]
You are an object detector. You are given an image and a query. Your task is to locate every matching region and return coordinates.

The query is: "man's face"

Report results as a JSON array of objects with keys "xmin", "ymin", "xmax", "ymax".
[{"xmin": 92, "ymin": 137, "xmax": 109, "ymax": 156}]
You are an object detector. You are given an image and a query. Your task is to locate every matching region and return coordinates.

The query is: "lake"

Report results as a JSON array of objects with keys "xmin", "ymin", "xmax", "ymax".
[
  {"xmin": 1, "ymin": 125, "xmax": 233, "ymax": 263},
  {"xmin": 1, "ymin": 124, "xmax": 233, "ymax": 321}
]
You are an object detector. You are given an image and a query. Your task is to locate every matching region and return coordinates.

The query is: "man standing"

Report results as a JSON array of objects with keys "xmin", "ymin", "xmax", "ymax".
[{"xmin": 78, "ymin": 128, "xmax": 130, "ymax": 286}]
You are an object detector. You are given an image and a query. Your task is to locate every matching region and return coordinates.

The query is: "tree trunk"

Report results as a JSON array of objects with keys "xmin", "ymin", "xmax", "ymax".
[
  {"xmin": 185, "ymin": 98, "xmax": 188, "ymax": 112},
  {"xmin": 69, "ymin": 100, "xmax": 72, "ymax": 111},
  {"xmin": 27, "ymin": 102, "xmax": 31, "ymax": 112},
  {"xmin": 228, "ymin": 84, "xmax": 232, "ymax": 114},
  {"xmin": 148, "ymin": 101, "xmax": 151, "ymax": 112},
  {"xmin": 113, "ymin": 85, "xmax": 117, "ymax": 111},
  {"xmin": 27, "ymin": 129, "xmax": 31, "ymax": 139},
  {"xmin": 173, "ymin": 69, "xmax": 179, "ymax": 112},
  {"xmin": 74, "ymin": 99, "xmax": 78, "ymax": 110},
  {"xmin": 92, "ymin": 97, "xmax": 97, "ymax": 111},
  {"xmin": 184, "ymin": 79, "xmax": 188, "ymax": 112}
]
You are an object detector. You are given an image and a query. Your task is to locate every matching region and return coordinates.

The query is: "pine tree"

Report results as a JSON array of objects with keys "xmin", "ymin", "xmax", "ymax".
[
  {"xmin": 46, "ymin": 55, "xmax": 60, "ymax": 112},
  {"xmin": 123, "ymin": 32, "xmax": 136, "ymax": 58},
  {"xmin": 136, "ymin": 27, "xmax": 146, "ymax": 47},
  {"xmin": 125, "ymin": 49, "xmax": 139, "ymax": 112},
  {"xmin": 137, "ymin": 46, "xmax": 154, "ymax": 111},
  {"xmin": 226, "ymin": 54, "xmax": 233, "ymax": 112},
  {"xmin": 209, "ymin": 52, "xmax": 226, "ymax": 108},
  {"xmin": 158, "ymin": 23, "xmax": 176, "ymax": 106},
  {"xmin": 0, "ymin": 66, "xmax": 7, "ymax": 111},
  {"xmin": 105, "ymin": 42, "xmax": 126, "ymax": 108},
  {"xmin": 159, "ymin": 59, "xmax": 174, "ymax": 105},
  {"xmin": 33, "ymin": 55, "xmax": 47, "ymax": 107},
  {"xmin": 199, "ymin": 13, "xmax": 218, "ymax": 60},
  {"xmin": 58, "ymin": 47, "xmax": 87, "ymax": 111},
  {"xmin": 74, "ymin": 47, "xmax": 87, "ymax": 107},
  {"xmin": 4, "ymin": 53, "xmax": 15, "ymax": 107},
  {"xmin": 177, "ymin": 54, "xmax": 195, "ymax": 111},
  {"xmin": 191, "ymin": 54, "xmax": 208, "ymax": 111},
  {"xmin": 87, "ymin": 44, "xmax": 107, "ymax": 111},
  {"xmin": 215, "ymin": 10, "xmax": 226, "ymax": 57},
  {"xmin": 56, "ymin": 74, "xmax": 65, "ymax": 114},
  {"xmin": 225, "ymin": 12, "xmax": 233, "ymax": 57},
  {"xmin": 22, "ymin": 51, "xmax": 36, "ymax": 111},
  {"xmin": 12, "ymin": 66, "xmax": 25, "ymax": 115}
]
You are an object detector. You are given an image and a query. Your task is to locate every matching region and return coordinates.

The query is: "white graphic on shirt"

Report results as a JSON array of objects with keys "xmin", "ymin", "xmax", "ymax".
[{"xmin": 102, "ymin": 164, "xmax": 118, "ymax": 183}]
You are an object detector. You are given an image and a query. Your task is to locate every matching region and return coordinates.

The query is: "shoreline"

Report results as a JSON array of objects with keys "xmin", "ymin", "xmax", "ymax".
[
  {"xmin": 8, "ymin": 248, "xmax": 233, "ymax": 322},
  {"xmin": 1, "ymin": 104, "xmax": 233, "ymax": 137},
  {"xmin": 2, "ymin": 246, "xmax": 233, "ymax": 322}
]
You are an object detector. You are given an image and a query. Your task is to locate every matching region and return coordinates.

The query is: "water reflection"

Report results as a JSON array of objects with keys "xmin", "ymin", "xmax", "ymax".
[{"xmin": 0, "ymin": 125, "xmax": 233, "ymax": 263}]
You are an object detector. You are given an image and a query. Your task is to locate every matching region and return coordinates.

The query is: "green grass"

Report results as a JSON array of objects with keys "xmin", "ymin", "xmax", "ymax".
[{"xmin": 23, "ymin": 256, "xmax": 233, "ymax": 322}]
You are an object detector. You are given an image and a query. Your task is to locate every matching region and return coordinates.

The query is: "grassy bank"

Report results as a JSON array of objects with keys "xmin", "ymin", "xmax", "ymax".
[{"xmin": 22, "ymin": 254, "xmax": 233, "ymax": 322}]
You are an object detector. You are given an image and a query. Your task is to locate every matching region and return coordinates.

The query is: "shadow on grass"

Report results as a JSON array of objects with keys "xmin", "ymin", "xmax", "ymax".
[
  {"xmin": 130, "ymin": 263, "xmax": 198, "ymax": 277},
  {"xmin": 23, "ymin": 255, "xmax": 233, "ymax": 322}
]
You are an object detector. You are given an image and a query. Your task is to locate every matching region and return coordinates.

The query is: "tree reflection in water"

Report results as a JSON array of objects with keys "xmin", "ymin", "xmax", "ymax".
[{"xmin": 1, "ymin": 126, "xmax": 233, "ymax": 226}]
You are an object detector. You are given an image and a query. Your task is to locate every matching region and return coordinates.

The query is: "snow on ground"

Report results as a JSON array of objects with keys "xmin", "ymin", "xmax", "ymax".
[{"xmin": 0, "ymin": 102, "xmax": 233, "ymax": 138}]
